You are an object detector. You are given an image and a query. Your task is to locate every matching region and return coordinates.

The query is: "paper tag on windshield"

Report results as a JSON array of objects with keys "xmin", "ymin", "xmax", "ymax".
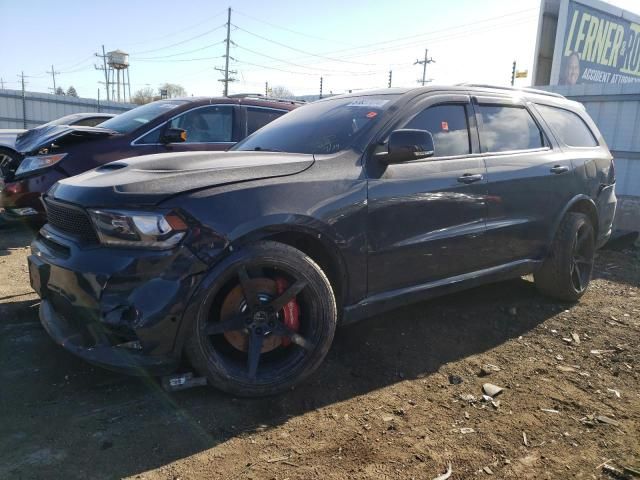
[{"xmin": 346, "ymin": 99, "xmax": 390, "ymax": 108}]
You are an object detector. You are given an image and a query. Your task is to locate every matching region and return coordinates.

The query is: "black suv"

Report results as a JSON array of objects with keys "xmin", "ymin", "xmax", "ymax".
[{"xmin": 29, "ymin": 85, "xmax": 616, "ymax": 396}]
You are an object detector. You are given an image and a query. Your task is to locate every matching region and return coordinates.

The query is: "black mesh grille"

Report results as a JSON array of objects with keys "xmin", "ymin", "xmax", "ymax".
[{"xmin": 44, "ymin": 198, "xmax": 98, "ymax": 243}]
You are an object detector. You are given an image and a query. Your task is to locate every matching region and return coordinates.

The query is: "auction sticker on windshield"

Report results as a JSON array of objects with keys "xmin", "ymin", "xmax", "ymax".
[{"xmin": 346, "ymin": 98, "xmax": 390, "ymax": 108}]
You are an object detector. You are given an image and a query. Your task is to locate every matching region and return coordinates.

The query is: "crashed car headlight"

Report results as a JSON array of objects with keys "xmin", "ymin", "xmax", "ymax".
[
  {"xmin": 15, "ymin": 153, "xmax": 67, "ymax": 176},
  {"xmin": 88, "ymin": 209, "xmax": 188, "ymax": 249}
]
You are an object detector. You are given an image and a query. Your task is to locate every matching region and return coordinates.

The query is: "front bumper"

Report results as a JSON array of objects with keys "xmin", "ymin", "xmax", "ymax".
[
  {"xmin": 29, "ymin": 226, "xmax": 208, "ymax": 376},
  {"xmin": 38, "ymin": 298, "xmax": 179, "ymax": 375},
  {"xmin": 0, "ymin": 169, "xmax": 65, "ymax": 219}
]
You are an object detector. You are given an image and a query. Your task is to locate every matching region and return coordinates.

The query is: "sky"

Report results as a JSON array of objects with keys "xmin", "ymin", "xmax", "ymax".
[{"xmin": 1, "ymin": 0, "xmax": 639, "ymax": 100}]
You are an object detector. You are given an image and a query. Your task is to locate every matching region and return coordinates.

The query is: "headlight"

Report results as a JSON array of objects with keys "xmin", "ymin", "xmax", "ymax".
[
  {"xmin": 88, "ymin": 209, "xmax": 188, "ymax": 249},
  {"xmin": 15, "ymin": 153, "xmax": 67, "ymax": 176}
]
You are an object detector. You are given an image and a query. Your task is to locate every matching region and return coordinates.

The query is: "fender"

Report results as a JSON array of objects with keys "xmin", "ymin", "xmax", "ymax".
[
  {"xmin": 173, "ymin": 219, "xmax": 353, "ymax": 354},
  {"xmin": 545, "ymin": 194, "xmax": 598, "ymax": 248}
]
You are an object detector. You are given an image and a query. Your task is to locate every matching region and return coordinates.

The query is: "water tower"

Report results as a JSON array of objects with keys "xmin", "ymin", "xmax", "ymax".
[{"xmin": 107, "ymin": 50, "xmax": 131, "ymax": 103}]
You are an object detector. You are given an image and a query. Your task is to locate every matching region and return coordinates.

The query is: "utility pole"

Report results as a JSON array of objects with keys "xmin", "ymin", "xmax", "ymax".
[
  {"xmin": 319, "ymin": 76, "xmax": 323, "ymax": 99},
  {"xmin": 415, "ymin": 49, "xmax": 435, "ymax": 86},
  {"xmin": 19, "ymin": 72, "xmax": 27, "ymax": 129},
  {"xmin": 0, "ymin": 78, "xmax": 4, "ymax": 89},
  {"xmin": 223, "ymin": 7, "xmax": 232, "ymax": 96},
  {"xmin": 95, "ymin": 45, "xmax": 110, "ymax": 102},
  {"xmin": 97, "ymin": 88, "xmax": 101, "ymax": 112},
  {"xmin": 265, "ymin": 81, "xmax": 268, "ymax": 97},
  {"xmin": 216, "ymin": 7, "xmax": 237, "ymax": 96},
  {"xmin": 46, "ymin": 64, "xmax": 59, "ymax": 93},
  {"xmin": 388, "ymin": 70, "xmax": 393, "ymax": 88},
  {"xmin": 511, "ymin": 60, "xmax": 516, "ymax": 86}
]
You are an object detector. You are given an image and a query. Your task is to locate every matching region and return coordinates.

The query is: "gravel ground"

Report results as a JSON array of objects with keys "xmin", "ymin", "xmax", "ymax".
[{"xmin": 0, "ymin": 224, "xmax": 638, "ymax": 480}]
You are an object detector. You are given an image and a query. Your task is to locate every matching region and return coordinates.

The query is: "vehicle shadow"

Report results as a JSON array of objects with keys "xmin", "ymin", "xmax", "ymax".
[
  {"xmin": 0, "ymin": 222, "xmax": 38, "ymax": 256},
  {"xmin": 591, "ymin": 248, "xmax": 639, "ymax": 288},
  {"xmin": 0, "ymin": 277, "xmax": 563, "ymax": 479}
]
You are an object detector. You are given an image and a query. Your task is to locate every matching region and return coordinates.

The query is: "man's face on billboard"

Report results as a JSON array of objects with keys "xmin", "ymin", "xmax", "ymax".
[{"xmin": 566, "ymin": 54, "xmax": 580, "ymax": 85}]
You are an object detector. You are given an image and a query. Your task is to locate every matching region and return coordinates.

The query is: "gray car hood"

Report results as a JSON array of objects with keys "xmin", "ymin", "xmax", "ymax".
[{"xmin": 50, "ymin": 150, "xmax": 315, "ymax": 207}]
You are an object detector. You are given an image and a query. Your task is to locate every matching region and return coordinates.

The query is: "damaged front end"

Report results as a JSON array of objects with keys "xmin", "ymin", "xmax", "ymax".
[
  {"xmin": 1, "ymin": 126, "xmax": 116, "ymax": 220},
  {"xmin": 29, "ymin": 217, "xmax": 210, "ymax": 376}
]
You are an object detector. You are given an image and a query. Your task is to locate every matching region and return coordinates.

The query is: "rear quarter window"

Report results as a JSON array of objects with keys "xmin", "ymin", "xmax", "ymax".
[
  {"xmin": 536, "ymin": 104, "xmax": 598, "ymax": 147},
  {"xmin": 477, "ymin": 104, "xmax": 546, "ymax": 153}
]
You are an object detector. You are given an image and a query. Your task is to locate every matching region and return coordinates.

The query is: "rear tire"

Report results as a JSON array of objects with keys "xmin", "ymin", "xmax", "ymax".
[
  {"xmin": 186, "ymin": 241, "xmax": 337, "ymax": 397},
  {"xmin": 534, "ymin": 213, "xmax": 595, "ymax": 302}
]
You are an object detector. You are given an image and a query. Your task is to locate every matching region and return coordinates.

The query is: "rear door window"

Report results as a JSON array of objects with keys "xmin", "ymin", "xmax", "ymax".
[
  {"xmin": 536, "ymin": 104, "xmax": 598, "ymax": 147},
  {"xmin": 168, "ymin": 106, "xmax": 233, "ymax": 143},
  {"xmin": 247, "ymin": 107, "xmax": 287, "ymax": 135},
  {"xmin": 405, "ymin": 104, "xmax": 471, "ymax": 157},
  {"xmin": 477, "ymin": 105, "xmax": 546, "ymax": 153}
]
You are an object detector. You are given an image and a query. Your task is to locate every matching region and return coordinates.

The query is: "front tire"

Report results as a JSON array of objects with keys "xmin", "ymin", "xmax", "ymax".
[
  {"xmin": 534, "ymin": 212, "xmax": 595, "ymax": 301},
  {"xmin": 186, "ymin": 241, "xmax": 337, "ymax": 397}
]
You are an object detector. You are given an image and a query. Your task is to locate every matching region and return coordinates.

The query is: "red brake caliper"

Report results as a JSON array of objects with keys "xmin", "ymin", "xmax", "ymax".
[{"xmin": 275, "ymin": 277, "xmax": 300, "ymax": 346}]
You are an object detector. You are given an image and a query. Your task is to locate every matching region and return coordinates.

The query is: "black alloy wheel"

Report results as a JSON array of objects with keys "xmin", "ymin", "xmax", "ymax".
[
  {"xmin": 570, "ymin": 221, "xmax": 595, "ymax": 293},
  {"xmin": 534, "ymin": 212, "xmax": 595, "ymax": 301},
  {"xmin": 186, "ymin": 241, "xmax": 337, "ymax": 396}
]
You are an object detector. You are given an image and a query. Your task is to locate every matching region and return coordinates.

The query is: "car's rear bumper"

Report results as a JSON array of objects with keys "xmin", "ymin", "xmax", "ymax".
[{"xmin": 29, "ymin": 226, "xmax": 208, "ymax": 376}]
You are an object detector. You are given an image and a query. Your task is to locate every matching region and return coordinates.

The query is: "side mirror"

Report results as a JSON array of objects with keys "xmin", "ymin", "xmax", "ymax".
[
  {"xmin": 385, "ymin": 129, "xmax": 434, "ymax": 164},
  {"xmin": 161, "ymin": 128, "xmax": 187, "ymax": 144}
]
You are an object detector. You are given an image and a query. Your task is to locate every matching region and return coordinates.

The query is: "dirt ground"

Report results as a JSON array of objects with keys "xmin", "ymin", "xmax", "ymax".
[{"xmin": 0, "ymin": 224, "xmax": 638, "ymax": 480}]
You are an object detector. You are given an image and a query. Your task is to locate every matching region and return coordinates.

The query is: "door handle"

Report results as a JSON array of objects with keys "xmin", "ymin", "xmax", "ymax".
[
  {"xmin": 457, "ymin": 173, "xmax": 483, "ymax": 184},
  {"xmin": 550, "ymin": 165, "xmax": 569, "ymax": 174}
]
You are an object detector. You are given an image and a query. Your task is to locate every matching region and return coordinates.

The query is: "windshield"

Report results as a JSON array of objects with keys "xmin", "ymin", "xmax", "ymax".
[
  {"xmin": 233, "ymin": 94, "xmax": 400, "ymax": 154},
  {"xmin": 99, "ymin": 100, "xmax": 188, "ymax": 134}
]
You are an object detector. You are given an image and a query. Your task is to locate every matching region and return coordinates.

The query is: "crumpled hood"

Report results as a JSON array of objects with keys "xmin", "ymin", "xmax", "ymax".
[
  {"xmin": 49, "ymin": 150, "xmax": 315, "ymax": 207},
  {"xmin": 15, "ymin": 125, "xmax": 116, "ymax": 154}
]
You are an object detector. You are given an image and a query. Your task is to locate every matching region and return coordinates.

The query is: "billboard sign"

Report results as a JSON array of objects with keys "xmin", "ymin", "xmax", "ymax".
[
  {"xmin": 533, "ymin": 0, "xmax": 640, "ymax": 86},
  {"xmin": 560, "ymin": 0, "xmax": 640, "ymax": 85}
]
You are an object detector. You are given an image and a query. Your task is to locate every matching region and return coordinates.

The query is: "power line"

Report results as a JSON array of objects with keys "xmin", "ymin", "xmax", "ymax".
[
  {"xmin": 136, "ymin": 55, "xmax": 224, "ymax": 63},
  {"xmin": 233, "ymin": 42, "xmax": 383, "ymax": 75},
  {"xmin": 129, "ymin": 24, "xmax": 226, "ymax": 55},
  {"xmin": 232, "ymin": 24, "xmax": 376, "ymax": 66},
  {"xmin": 251, "ymin": 8, "xmax": 536, "ymax": 68},
  {"xmin": 57, "ymin": 54, "xmax": 95, "ymax": 71},
  {"xmin": 234, "ymin": 58, "xmax": 318, "ymax": 76},
  {"xmin": 134, "ymin": 40, "xmax": 225, "ymax": 60},
  {"xmin": 262, "ymin": 14, "xmax": 534, "ymax": 71},
  {"xmin": 233, "ymin": 9, "xmax": 354, "ymax": 46},
  {"xmin": 124, "ymin": 9, "xmax": 227, "ymax": 47}
]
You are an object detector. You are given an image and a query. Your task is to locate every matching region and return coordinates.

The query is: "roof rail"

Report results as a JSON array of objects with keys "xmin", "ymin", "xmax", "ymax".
[
  {"xmin": 227, "ymin": 93, "xmax": 263, "ymax": 98},
  {"xmin": 456, "ymin": 83, "xmax": 565, "ymax": 99},
  {"xmin": 226, "ymin": 93, "xmax": 306, "ymax": 105}
]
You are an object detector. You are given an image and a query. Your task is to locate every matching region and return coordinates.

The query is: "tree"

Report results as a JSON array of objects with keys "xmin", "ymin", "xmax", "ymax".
[
  {"xmin": 66, "ymin": 86, "xmax": 78, "ymax": 97},
  {"xmin": 55, "ymin": 86, "xmax": 65, "ymax": 95},
  {"xmin": 158, "ymin": 83, "xmax": 186, "ymax": 98},
  {"xmin": 269, "ymin": 85, "xmax": 294, "ymax": 99},
  {"xmin": 132, "ymin": 87, "xmax": 157, "ymax": 105}
]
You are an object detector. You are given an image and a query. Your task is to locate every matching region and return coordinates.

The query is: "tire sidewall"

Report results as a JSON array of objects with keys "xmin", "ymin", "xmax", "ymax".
[
  {"xmin": 186, "ymin": 241, "xmax": 337, "ymax": 397},
  {"xmin": 567, "ymin": 215, "xmax": 595, "ymax": 296}
]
